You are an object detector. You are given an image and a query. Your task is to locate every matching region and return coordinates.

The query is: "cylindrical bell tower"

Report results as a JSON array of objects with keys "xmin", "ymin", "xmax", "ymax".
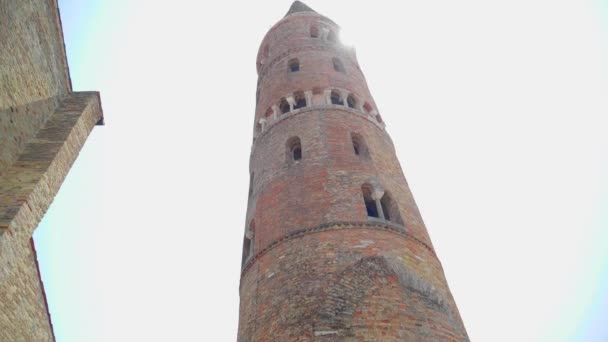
[{"xmin": 238, "ymin": 2, "xmax": 468, "ymax": 341}]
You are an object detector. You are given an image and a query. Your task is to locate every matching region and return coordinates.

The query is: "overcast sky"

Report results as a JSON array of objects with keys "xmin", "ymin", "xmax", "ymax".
[{"xmin": 34, "ymin": 0, "xmax": 607, "ymax": 341}]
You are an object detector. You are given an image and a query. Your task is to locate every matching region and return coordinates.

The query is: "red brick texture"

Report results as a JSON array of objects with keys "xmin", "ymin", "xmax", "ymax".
[{"xmin": 239, "ymin": 6, "xmax": 468, "ymax": 341}]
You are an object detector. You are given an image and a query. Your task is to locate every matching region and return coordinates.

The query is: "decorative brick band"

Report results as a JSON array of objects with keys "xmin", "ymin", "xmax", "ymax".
[
  {"xmin": 252, "ymin": 105, "xmax": 389, "ymax": 153},
  {"xmin": 240, "ymin": 221, "xmax": 437, "ymax": 276}
]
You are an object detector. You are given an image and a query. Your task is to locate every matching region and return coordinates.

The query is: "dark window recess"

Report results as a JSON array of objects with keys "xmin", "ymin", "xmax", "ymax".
[
  {"xmin": 242, "ymin": 237, "xmax": 251, "ymax": 266},
  {"xmin": 293, "ymin": 92, "xmax": 306, "ymax": 109},
  {"xmin": 280, "ymin": 98, "xmax": 290, "ymax": 114},
  {"xmin": 293, "ymin": 146, "xmax": 302, "ymax": 161},
  {"xmin": 331, "ymin": 91, "xmax": 343, "ymax": 105},
  {"xmin": 347, "ymin": 94, "xmax": 357, "ymax": 109},
  {"xmin": 248, "ymin": 172, "xmax": 254, "ymax": 197},
  {"xmin": 287, "ymin": 137, "xmax": 302, "ymax": 163},
  {"xmin": 333, "ymin": 57, "xmax": 345, "ymax": 73},
  {"xmin": 381, "ymin": 199, "xmax": 391, "ymax": 221},
  {"xmin": 353, "ymin": 140, "xmax": 360, "ymax": 155},
  {"xmin": 365, "ymin": 198, "xmax": 378, "ymax": 218},
  {"xmin": 363, "ymin": 102, "xmax": 373, "ymax": 114},
  {"xmin": 310, "ymin": 26, "xmax": 319, "ymax": 38},
  {"xmin": 288, "ymin": 58, "xmax": 300, "ymax": 72}
]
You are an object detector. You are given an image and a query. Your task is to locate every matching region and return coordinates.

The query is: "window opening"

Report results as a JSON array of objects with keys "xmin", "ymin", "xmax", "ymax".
[
  {"xmin": 333, "ymin": 57, "xmax": 345, "ymax": 73},
  {"xmin": 288, "ymin": 58, "xmax": 300, "ymax": 72},
  {"xmin": 280, "ymin": 98, "xmax": 290, "ymax": 114},
  {"xmin": 347, "ymin": 94, "xmax": 357, "ymax": 109},
  {"xmin": 310, "ymin": 25, "xmax": 319, "ymax": 38},
  {"xmin": 331, "ymin": 90, "xmax": 344, "ymax": 105},
  {"xmin": 362, "ymin": 185, "xmax": 379, "ymax": 218},
  {"xmin": 287, "ymin": 137, "xmax": 302, "ymax": 162},
  {"xmin": 293, "ymin": 91, "xmax": 306, "ymax": 110},
  {"xmin": 363, "ymin": 102, "xmax": 373, "ymax": 114}
]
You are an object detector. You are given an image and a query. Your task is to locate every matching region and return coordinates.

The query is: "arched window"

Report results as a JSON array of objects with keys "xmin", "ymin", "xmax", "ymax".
[
  {"xmin": 327, "ymin": 30, "xmax": 337, "ymax": 43},
  {"xmin": 287, "ymin": 137, "xmax": 302, "ymax": 162},
  {"xmin": 351, "ymin": 133, "xmax": 369, "ymax": 158},
  {"xmin": 347, "ymin": 94, "xmax": 357, "ymax": 109},
  {"xmin": 248, "ymin": 172, "xmax": 254, "ymax": 197},
  {"xmin": 242, "ymin": 220, "xmax": 255, "ymax": 267},
  {"xmin": 333, "ymin": 57, "xmax": 345, "ymax": 73},
  {"xmin": 361, "ymin": 184, "xmax": 379, "ymax": 218},
  {"xmin": 330, "ymin": 90, "xmax": 344, "ymax": 105},
  {"xmin": 363, "ymin": 102, "xmax": 373, "ymax": 114},
  {"xmin": 293, "ymin": 91, "xmax": 306, "ymax": 110},
  {"xmin": 310, "ymin": 25, "xmax": 319, "ymax": 38},
  {"xmin": 280, "ymin": 97, "xmax": 290, "ymax": 114},
  {"xmin": 376, "ymin": 113, "xmax": 384, "ymax": 124},
  {"xmin": 380, "ymin": 192, "xmax": 403, "ymax": 225},
  {"xmin": 288, "ymin": 58, "xmax": 300, "ymax": 72}
]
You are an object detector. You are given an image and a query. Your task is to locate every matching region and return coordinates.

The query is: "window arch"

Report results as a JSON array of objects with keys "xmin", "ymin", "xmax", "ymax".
[
  {"xmin": 333, "ymin": 57, "xmax": 345, "ymax": 73},
  {"xmin": 347, "ymin": 94, "xmax": 357, "ymax": 109},
  {"xmin": 351, "ymin": 133, "xmax": 369, "ymax": 158},
  {"xmin": 360, "ymin": 184, "xmax": 404, "ymax": 226},
  {"xmin": 330, "ymin": 90, "xmax": 344, "ymax": 105},
  {"xmin": 288, "ymin": 58, "xmax": 300, "ymax": 72},
  {"xmin": 310, "ymin": 25, "xmax": 319, "ymax": 38},
  {"xmin": 280, "ymin": 97, "xmax": 290, "ymax": 114},
  {"xmin": 242, "ymin": 220, "xmax": 255, "ymax": 267},
  {"xmin": 293, "ymin": 91, "xmax": 307, "ymax": 110},
  {"xmin": 286, "ymin": 137, "xmax": 302, "ymax": 163},
  {"xmin": 327, "ymin": 30, "xmax": 337, "ymax": 43},
  {"xmin": 380, "ymin": 192, "xmax": 403, "ymax": 225}
]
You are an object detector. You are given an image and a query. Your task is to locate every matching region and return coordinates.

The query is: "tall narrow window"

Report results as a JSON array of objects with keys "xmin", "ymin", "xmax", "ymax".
[
  {"xmin": 287, "ymin": 137, "xmax": 302, "ymax": 163},
  {"xmin": 333, "ymin": 57, "xmax": 345, "ymax": 73},
  {"xmin": 351, "ymin": 133, "xmax": 369, "ymax": 158},
  {"xmin": 347, "ymin": 94, "xmax": 357, "ymax": 109},
  {"xmin": 327, "ymin": 30, "xmax": 337, "ymax": 43},
  {"xmin": 380, "ymin": 192, "xmax": 403, "ymax": 225},
  {"xmin": 248, "ymin": 172, "xmax": 254, "ymax": 197},
  {"xmin": 288, "ymin": 58, "xmax": 300, "ymax": 72},
  {"xmin": 293, "ymin": 91, "xmax": 306, "ymax": 110},
  {"xmin": 361, "ymin": 184, "xmax": 379, "ymax": 218},
  {"xmin": 310, "ymin": 25, "xmax": 319, "ymax": 38},
  {"xmin": 242, "ymin": 221, "xmax": 255, "ymax": 267},
  {"xmin": 280, "ymin": 97, "xmax": 290, "ymax": 114},
  {"xmin": 331, "ymin": 90, "xmax": 344, "ymax": 105}
]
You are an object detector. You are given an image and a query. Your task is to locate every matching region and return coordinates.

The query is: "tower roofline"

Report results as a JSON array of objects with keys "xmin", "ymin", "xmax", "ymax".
[{"xmin": 284, "ymin": 1, "xmax": 316, "ymax": 17}]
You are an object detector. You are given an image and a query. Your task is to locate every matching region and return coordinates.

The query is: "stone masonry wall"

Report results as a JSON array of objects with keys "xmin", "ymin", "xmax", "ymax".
[
  {"xmin": 0, "ymin": 0, "xmax": 72, "ymax": 174},
  {"xmin": 0, "ymin": 1, "xmax": 103, "ymax": 340}
]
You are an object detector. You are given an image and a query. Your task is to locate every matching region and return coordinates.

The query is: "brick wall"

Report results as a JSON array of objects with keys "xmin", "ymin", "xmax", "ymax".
[{"xmin": 0, "ymin": 1, "xmax": 103, "ymax": 340}]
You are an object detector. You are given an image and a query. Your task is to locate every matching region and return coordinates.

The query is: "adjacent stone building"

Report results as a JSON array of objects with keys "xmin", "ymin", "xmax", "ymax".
[
  {"xmin": 0, "ymin": 1, "xmax": 103, "ymax": 340},
  {"xmin": 238, "ymin": 2, "xmax": 468, "ymax": 340}
]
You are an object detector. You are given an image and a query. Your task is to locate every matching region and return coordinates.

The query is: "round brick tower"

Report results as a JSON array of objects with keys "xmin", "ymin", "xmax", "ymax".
[{"xmin": 239, "ymin": 2, "xmax": 469, "ymax": 341}]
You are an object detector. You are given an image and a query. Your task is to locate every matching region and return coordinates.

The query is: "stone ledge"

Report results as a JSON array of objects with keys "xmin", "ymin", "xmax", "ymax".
[{"xmin": 0, "ymin": 91, "xmax": 102, "ymax": 276}]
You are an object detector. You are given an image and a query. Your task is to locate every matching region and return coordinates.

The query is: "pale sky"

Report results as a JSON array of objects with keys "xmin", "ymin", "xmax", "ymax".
[{"xmin": 34, "ymin": 1, "xmax": 607, "ymax": 341}]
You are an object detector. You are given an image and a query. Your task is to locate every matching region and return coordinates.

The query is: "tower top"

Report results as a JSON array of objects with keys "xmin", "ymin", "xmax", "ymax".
[{"xmin": 284, "ymin": 1, "xmax": 316, "ymax": 17}]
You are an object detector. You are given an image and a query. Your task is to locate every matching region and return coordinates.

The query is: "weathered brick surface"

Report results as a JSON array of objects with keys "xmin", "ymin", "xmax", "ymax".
[
  {"xmin": 0, "ymin": 1, "xmax": 103, "ymax": 340},
  {"xmin": 0, "ymin": 0, "xmax": 71, "ymax": 173},
  {"xmin": 239, "ymin": 3, "xmax": 468, "ymax": 341}
]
